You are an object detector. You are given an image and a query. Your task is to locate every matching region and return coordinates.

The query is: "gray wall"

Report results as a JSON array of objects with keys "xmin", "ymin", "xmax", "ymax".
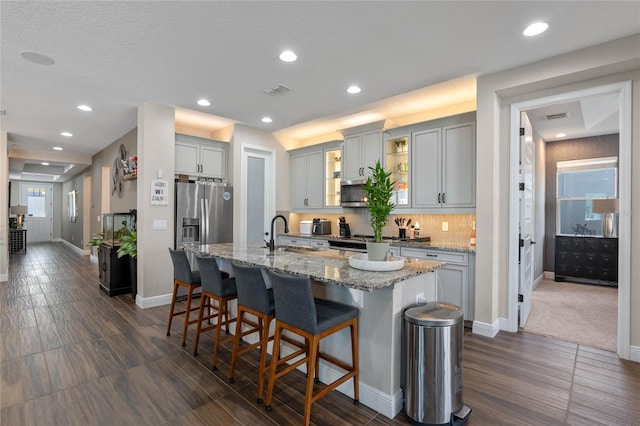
[
  {"xmin": 61, "ymin": 174, "xmax": 86, "ymax": 249},
  {"xmin": 544, "ymin": 133, "xmax": 619, "ymax": 271}
]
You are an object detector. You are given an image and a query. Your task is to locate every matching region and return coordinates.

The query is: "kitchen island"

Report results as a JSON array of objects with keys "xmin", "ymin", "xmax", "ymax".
[{"xmin": 192, "ymin": 242, "xmax": 445, "ymax": 418}]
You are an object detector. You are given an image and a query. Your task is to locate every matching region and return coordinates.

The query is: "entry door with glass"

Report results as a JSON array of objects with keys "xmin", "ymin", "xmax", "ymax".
[{"xmin": 21, "ymin": 183, "xmax": 53, "ymax": 242}]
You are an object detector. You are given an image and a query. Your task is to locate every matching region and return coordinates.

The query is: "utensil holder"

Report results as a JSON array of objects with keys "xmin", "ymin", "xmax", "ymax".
[{"xmin": 399, "ymin": 228, "xmax": 406, "ymax": 239}]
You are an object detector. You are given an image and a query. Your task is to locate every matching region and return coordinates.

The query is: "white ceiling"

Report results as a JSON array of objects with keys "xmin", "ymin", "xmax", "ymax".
[{"xmin": 2, "ymin": 1, "xmax": 639, "ymax": 181}]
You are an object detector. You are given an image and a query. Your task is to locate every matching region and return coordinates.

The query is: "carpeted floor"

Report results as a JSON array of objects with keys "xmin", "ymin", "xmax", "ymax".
[{"xmin": 523, "ymin": 279, "xmax": 617, "ymax": 352}]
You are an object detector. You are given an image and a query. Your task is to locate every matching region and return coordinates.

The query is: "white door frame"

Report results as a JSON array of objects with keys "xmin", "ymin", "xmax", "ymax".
[
  {"xmin": 508, "ymin": 81, "xmax": 632, "ymax": 359},
  {"xmin": 239, "ymin": 143, "xmax": 276, "ymax": 243}
]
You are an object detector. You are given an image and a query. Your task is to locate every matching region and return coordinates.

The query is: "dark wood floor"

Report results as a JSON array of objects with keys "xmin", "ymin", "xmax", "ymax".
[{"xmin": 1, "ymin": 243, "xmax": 639, "ymax": 425}]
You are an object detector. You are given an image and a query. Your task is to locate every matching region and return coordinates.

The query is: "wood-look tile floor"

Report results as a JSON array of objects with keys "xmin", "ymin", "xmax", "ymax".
[{"xmin": 1, "ymin": 243, "xmax": 639, "ymax": 425}]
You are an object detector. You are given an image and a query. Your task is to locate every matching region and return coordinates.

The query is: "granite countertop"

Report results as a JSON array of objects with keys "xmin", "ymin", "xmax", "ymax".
[
  {"xmin": 191, "ymin": 242, "xmax": 445, "ymax": 292},
  {"xmin": 281, "ymin": 233, "xmax": 476, "ymax": 253}
]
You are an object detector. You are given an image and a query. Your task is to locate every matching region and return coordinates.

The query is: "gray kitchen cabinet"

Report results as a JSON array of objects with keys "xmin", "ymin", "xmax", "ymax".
[
  {"xmin": 290, "ymin": 148, "xmax": 323, "ymax": 210},
  {"xmin": 342, "ymin": 129, "xmax": 383, "ymax": 180},
  {"xmin": 411, "ymin": 117, "xmax": 476, "ymax": 210},
  {"xmin": 400, "ymin": 247, "xmax": 475, "ymax": 320},
  {"xmin": 175, "ymin": 134, "xmax": 227, "ymax": 179}
]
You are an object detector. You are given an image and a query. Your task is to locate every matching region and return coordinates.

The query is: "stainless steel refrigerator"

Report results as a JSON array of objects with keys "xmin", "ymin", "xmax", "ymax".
[{"xmin": 174, "ymin": 181, "xmax": 233, "ymax": 267}]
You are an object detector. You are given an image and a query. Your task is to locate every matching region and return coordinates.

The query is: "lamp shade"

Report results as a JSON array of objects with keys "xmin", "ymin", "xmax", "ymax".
[
  {"xmin": 10, "ymin": 205, "xmax": 28, "ymax": 215},
  {"xmin": 592, "ymin": 198, "xmax": 619, "ymax": 214}
]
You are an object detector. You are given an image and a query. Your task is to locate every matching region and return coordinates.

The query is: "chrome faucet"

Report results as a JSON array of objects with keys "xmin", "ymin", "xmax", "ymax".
[{"xmin": 269, "ymin": 215, "xmax": 289, "ymax": 254}]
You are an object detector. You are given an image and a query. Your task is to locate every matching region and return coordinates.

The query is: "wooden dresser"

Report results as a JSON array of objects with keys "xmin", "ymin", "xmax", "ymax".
[{"xmin": 554, "ymin": 236, "xmax": 618, "ymax": 286}]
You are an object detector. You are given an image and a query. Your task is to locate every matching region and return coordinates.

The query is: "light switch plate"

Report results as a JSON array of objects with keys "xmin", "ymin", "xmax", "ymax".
[
  {"xmin": 442, "ymin": 222, "xmax": 448, "ymax": 231},
  {"xmin": 153, "ymin": 219, "xmax": 168, "ymax": 230}
]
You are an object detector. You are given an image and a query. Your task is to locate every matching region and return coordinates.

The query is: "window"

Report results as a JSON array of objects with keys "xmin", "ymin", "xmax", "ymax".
[
  {"xmin": 556, "ymin": 157, "xmax": 617, "ymax": 236},
  {"xmin": 27, "ymin": 186, "xmax": 47, "ymax": 218}
]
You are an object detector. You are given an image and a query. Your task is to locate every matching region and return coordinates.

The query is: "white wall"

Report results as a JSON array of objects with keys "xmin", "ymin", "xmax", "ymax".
[
  {"xmin": 0, "ymin": 131, "xmax": 8, "ymax": 281},
  {"xmin": 534, "ymin": 127, "xmax": 545, "ymax": 280},
  {"xmin": 475, "ymin": 34, "xmax": 640, "ymax": 347}
]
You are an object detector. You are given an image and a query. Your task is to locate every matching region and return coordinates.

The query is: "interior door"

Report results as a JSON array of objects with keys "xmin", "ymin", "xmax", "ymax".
[
  {"xmin": 21, "ymin": 182, "xmax": 53, "ymax": 242},
  {"xmin": 519, "ymin": 112, "xmax": 535, "ymax": 327},
  {"xmin": 247, "ymin": 155, "xmax": 266, "ymax": 242}
]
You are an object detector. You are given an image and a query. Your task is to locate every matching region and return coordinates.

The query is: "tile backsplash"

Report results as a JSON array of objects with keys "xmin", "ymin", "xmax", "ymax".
[{"xmin": 288, "ymin": 211, "xmax": 476, "ymax": 245}]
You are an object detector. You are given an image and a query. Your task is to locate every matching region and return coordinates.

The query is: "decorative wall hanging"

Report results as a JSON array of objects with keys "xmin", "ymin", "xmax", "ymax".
[{"xmin": 112, "ymin": 144, "xmax": 127, "ymax": 198}]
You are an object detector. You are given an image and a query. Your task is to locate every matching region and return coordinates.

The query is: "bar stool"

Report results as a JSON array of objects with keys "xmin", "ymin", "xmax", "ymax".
[
  {"xmin": 228, "ymin": 261, "xmax": 275, "ymax": 403},
  {"xmin": 193, "ymin": 254, "xmax": 237, "ymax": 370},
  {"xmin": 166, "ymin": 248, "xmax": 202, "ymax": 347},
  {"xmin": 264, "ymin": 270, "xmax": 359, "ymax": 425}
]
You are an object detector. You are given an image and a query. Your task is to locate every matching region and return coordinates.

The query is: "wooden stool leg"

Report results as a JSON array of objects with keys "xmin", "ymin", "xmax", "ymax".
[
  {"xmin": 193, "ymin": 294, "xmax": 207, "ymax": 356},
  {"xmin": 181, "ymin": 286, "xmax": 195, "ymax": 347},
  {"xmin": 211, "ymin": 299, "xmax": 226, "ymax": 370},
  {"xmin": 351, "ymin": 318, "xmax": 359, "ymax": 403},
  {"xmin": 256, "ymin": 315, "xmax": 273, "ymax": 403},
  {"xmin": 265, "ymin": 323, "xmax": 283, "ymax": 411},
  {"xmin": 229, "ymin": 308, "xmax": 245, "ymax": 382},
  {"xmin": 166, "ymin": 281, "xmax": 179, "ymax": 336},
  {"xmin": 304, "ymin": 335, "xmax": 320, "ymax": 426}
]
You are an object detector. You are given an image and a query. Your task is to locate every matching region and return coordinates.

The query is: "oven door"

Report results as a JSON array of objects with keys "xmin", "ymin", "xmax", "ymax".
[{"xmin": 328, "ymin": 238, "xmax": 367, "ymax": 252}]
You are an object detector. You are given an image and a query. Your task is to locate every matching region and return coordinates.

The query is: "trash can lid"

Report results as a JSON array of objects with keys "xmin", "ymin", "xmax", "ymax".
[{"xmin": 405, "ymin": 302, "xmax": 463, "ymax": 326}]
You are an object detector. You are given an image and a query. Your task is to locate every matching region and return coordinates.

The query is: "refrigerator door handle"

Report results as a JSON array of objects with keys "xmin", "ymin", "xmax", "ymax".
[
  {"xmin": 200, "ymin": 198, "xmax": 206, "ymax": 244},
  {"xmin": 202, "ymin": 198, "xmax": 211, "ymax": 244}
]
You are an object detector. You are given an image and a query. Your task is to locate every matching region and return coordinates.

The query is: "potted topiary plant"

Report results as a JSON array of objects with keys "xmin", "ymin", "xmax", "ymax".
[
  {"xmin": 362, "ymin": 160, "xmax": 396, "ymax": 261},
  {"xmin": 117, "ymin": 231, "xmax": 137, "ymax": 299}
]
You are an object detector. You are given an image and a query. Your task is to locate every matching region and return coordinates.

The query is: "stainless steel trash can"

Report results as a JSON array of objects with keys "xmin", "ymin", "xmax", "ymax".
[{"xmin": 404, "ymin": 302, "xmax": 471, "ymax": 425}]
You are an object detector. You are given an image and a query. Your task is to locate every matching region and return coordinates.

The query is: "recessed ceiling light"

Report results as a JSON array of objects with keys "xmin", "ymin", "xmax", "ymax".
[
  {"xmin": 523, "ymin": 22, "xmax": 549, "ymax": 37},
  {"xmin": 53, "ymin": 146, "xmax": 63, "ymax": 151},
  {"xmin": 20, "ymin": 51, "xmax": 55, "ymax": 65},
  {"xmin": 261, "ymin": 117, "xmax": 273, "ymax": 123},
  {"xmin": 556, "ymin": 133, "xmax": 567, "ymax": 138},
  {"xmin": 77, "ymin": 105, "xmax": 93, "ymax": 112},
  {"xmin": 347, "ymin": 85, "xmax": 361, "ymax": 94},
  {"xmin": 197, "ymin": 99, "xmax": 211, "ymax": 107},
  {"xmin": 279, "ymin": 50, "xmax": 297, "ymax": 62},
  {"xmin": 41, "ymin": 162, "xmax": 50, "ymax": 166},
  {"xmin": 60, "ymin": 132, "xmax": 73, "ymax": 137}
]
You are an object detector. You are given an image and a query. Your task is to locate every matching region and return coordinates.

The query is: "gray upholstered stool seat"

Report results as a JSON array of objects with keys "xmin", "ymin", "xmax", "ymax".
[
  {"xmin": 193, "ymin": 254, "xmax": 237, "ymax": 370},
  {"xmin": 166, "ymin": 248, "xmax": 202, "ymax": 347},
  {"xmin": 264, "ymin": 270, "xmax": 359, "ymax": 426}
]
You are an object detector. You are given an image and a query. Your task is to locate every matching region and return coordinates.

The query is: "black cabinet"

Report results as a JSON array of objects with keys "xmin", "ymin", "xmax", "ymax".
[
  {"xmin": 555, "ymin": 236, "xmax": 618, "ymax": 286},
  {"xmin": 98, "ymin": 244, "xmax": 131, "ymax": 296}
]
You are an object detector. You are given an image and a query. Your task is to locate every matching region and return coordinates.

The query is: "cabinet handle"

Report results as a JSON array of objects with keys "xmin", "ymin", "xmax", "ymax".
[
  {"xmin": 437, "ymin": 193, "xmax": 441, "ymax": 203},
  {"xmin": 426, "ymin": 253, "xmax": 438, "ymax": 258},
  {"xmin": 442, "ymin": 193, "xmax": 445, "ymax": 204}
]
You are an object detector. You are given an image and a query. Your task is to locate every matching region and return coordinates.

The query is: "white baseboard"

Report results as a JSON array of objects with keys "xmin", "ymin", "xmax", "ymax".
[
  {"xmin": 136, "ymin": 293, "xmax": 172, "ymax": 309},
  {"xmin": 630, "ymin": 345, "xmax": 640, "ymax": 363},
  {"xmin": 543, "ymin": 270, "xmax": 555, "ymax": 280},
  {"xmin": 472, "ymin": 318, "xmax": 501, "ymax": 338},
  {"xmin": 60, "ymin": 239, "xmax": 90, "ymax": 256},
  {"xmin": 0, "ymin": 274, "xmax": 7, "ymax": 283},
  {"xmin": 533, "ymin": 273, "xmax": 544, "ymax": 290}
]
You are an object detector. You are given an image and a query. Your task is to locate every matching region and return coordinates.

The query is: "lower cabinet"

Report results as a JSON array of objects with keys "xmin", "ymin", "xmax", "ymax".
[
  {"xmin": 401, "ymin": 247, "xmax": 475, "ymax": 321},
  {"xmin": 555, "ymin": 236, "xmax": 618, "ymax": 286},
  {"xmin": 98, "ymin": 244, "xmax": 131, "ymax": 296}
]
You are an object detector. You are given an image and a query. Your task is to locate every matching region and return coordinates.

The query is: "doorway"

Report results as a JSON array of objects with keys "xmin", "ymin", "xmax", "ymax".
[
  {"xmin": 509, "ymin": 81, "xmax": 632, "ymax": 358},
  {"xmin": 20, "ymin": 182, "xmax": 53, "ymax": 242},
  {"xmin": 240, "ymin": 144, "xmax": 275, "ymax": 243}
]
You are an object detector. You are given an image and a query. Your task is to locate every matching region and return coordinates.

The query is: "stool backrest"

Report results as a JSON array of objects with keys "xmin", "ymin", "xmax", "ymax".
[
  {"xmin": 195, "ymin": 254, "xmax": 225, "ymax": 296},
  {"xmin": 267, "ymin": 270, "xmax": 318, "ymax": 334},
  {"xmin": 231, "ymin": 262, "xmax": 272, "ymax": 314},
  {"xmin": 168, "ymin": 248, "xmax": 196, "ymax": 284}
]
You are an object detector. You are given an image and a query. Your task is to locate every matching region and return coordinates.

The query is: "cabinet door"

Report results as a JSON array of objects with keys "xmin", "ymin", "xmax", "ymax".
[
  {"xmin": 343, "ymin": 134, "xmax": 363, "ymax": 180},
  {"xmin": 361, "ymin": 130, "xmax": 382, "ymax": 175},
  {"xmin": 291, "ymin": 153, "xmax": 309, "ymax": 209},
  {"xmin": 200, "ymin": 144, "xmax": 226, "ymax": 178},
  {"xmin": 437, "ymin": 264, "xmax": 468, "ymax": 317},
  {"xmin": 412, "ymin": 128, "xmax": 441, "ymax": 208},
  {"xmin": 175, "ymin": 142, "xmax": 200, "ymax": 175},
  {"xmin": 306, "ymin": 151, "xmax": 324, "ymax": 208},
  {"xmin": 442, "ymin": 122, "xmax": 475, "ymax": 207}
]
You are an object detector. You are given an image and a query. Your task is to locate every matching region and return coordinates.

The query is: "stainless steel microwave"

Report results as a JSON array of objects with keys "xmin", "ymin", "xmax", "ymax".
[{"xmin": 340, "ymin": 178, "xmax": 368, "ymax": 207}]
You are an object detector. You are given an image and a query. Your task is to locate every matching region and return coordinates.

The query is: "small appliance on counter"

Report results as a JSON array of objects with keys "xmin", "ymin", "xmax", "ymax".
[
  {"xmin": 312, "ymin": 218, "xmax": 332, "ymax": 235},
  {"xmin": 300, "ymin": 220, "xmax": 313, "ymax": 235},
  {"xmin": 339, "ymin": 216, "xmax": 351, "ymax": 237}
]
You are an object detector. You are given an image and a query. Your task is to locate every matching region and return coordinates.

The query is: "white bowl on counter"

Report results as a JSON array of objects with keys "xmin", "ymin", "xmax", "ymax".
[{"xmin": 348, "ymin": 253, "xmax": 405, "ymax": 271}]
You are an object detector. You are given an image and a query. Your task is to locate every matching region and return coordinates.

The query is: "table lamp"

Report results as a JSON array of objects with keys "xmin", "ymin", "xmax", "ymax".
[
  {"xmin": 10, "ymin": 206, "xmax": 28, "ymax": 228},
  {"xmin": 592, "ymin": 198, "xmax": 618, "ymax": 238}
]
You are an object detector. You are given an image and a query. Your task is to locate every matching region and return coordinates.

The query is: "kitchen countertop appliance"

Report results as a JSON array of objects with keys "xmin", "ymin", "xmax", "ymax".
[
  {"xmin": 312, "ymin": 218, "xmax": 332, "ymax": 235},
  {"xmin": 300, "ymin": 220, "xmax": 313, "ymax": 235},
  {"xmin": 339, "ymin": 216, "xmax": 351, "ymax": 237}
]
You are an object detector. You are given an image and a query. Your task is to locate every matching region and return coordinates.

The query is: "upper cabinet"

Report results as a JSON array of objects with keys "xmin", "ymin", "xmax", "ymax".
[
  {"xmin": 290, "ymin": 148, "xmax": 324, "ymax": 210},
  {"xmin": 175, "ymin": 134, "xmax": 227, "ymax": 180},
  {"xmin": 340, "ymin": 121, "xmax": 384, "ymax": 180},
  {"xmin": 386, "ymin": 112, "xmax": 476, "ymax": 212}
]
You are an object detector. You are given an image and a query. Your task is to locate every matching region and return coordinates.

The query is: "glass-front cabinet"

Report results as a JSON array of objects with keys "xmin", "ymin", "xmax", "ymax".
[
  {"xmin": 385, "ymin": 135, "xmax": 410, "ymax": 207},
  {"xmin": 325, "ymin": 147, "xmax": 342, "ymax": 208}
]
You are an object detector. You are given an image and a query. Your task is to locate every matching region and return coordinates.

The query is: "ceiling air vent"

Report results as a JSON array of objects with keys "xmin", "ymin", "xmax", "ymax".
[
  {"xmin": 544, "ymin": 112, "xmax": 568, "ymax": 120},
  {"xmin": 264, "ymin": 84, "xmax": 291, "ymax": 96}
]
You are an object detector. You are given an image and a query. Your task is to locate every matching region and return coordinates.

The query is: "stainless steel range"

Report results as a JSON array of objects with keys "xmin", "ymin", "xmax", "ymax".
[{"xmin": 327, "ymin": 234, "xmax": 431, "ymax": 252}]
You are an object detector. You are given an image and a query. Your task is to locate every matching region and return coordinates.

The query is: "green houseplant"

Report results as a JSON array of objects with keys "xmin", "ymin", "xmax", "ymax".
[
  {"xmin": 362, "ymin": 160, "xmax": 395, "ymax": 260},
  {"xmin": 87, "ymin": 232, "xmax": 104, "ymax": 255},
  {"xmin": 117, "ymin": 231, "xmax": 137, "ymax": 299}
]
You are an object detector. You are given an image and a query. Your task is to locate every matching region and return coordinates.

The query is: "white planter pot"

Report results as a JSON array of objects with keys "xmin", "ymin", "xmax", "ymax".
[{"xmin": 366, "ymin": 241, "xmax": 390, "ymax": 261}]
